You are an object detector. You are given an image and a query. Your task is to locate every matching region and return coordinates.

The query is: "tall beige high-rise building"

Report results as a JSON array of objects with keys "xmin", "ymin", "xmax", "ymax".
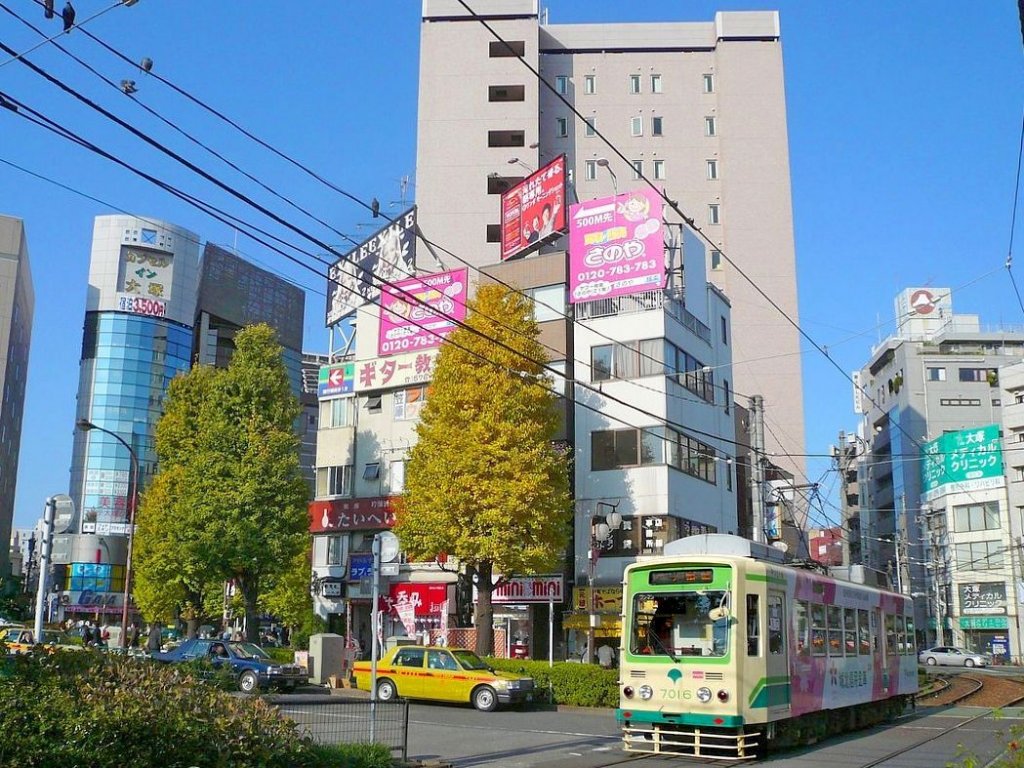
[
  {"xmin": 416, "ymin": 1, "xmax": 804, "ymax": 473},
  {"xmin": 0, "ymin": 215, "xmax": 35, "ymax": 575}
]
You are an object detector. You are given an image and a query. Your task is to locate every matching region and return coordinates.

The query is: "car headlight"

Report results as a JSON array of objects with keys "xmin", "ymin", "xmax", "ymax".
[
  {"xmin": 696, "ymin": 687, "xmax": 712, "ymax": 704},
  {"xmin": 493, "ymin": 679, "xmax": 509, "ymax": 690},
  {"xmin": 639, "ymin": 685, "xmax": 654, "ymax": 700},
  {"xmin": 267, "ymin": 666, "xmax": 281, "ymax": 674}
]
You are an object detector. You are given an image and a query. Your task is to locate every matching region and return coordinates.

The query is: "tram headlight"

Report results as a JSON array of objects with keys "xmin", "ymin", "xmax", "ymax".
[
  {"xmin": 638, "ymin": 685, "xmax": 654, "ymax": 700},
  {"xmin": 717, "ymin": 689, "xmax": 730, "ymax": 703},
  {"xmin": 623, "ymin": 686, "xmax": 635, "ymax": 699},
  {"xmin": 696, "ymin": 687, "xmax": 713, "ymax": 704}
]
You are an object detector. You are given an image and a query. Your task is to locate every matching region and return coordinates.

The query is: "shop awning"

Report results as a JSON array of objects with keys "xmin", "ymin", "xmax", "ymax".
[{"xmin": 563, "ymin": 612, "xmax": 621, "ymax": 638}]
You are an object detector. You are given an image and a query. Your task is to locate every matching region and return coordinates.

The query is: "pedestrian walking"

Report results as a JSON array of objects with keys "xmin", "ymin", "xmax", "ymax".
[
  {"xmin": 146, "ymin": 621, "xmax": 162, "ymax": 654},
  {"xmin": 125, "ymin": 622, "xmax": 139, "ymax": 649}
]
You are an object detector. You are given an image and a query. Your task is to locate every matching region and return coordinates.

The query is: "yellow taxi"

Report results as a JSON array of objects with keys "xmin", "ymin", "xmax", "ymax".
[
  {"xmin": 0, "ymin": 626, "xmax": 76, "ymax": 655},
  {"xmin": 352, "ymin": 645, "xmax": 534, "ymax": 712}
]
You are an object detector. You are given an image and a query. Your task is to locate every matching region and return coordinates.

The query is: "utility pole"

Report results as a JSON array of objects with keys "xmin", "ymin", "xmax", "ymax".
[
  {"xmin": 33, "ymin": 497, "xmax": 55, "ymax": 642},
  {"xmin": 749, "ymin": 395, "xmax": 767, "ymax": 543}
]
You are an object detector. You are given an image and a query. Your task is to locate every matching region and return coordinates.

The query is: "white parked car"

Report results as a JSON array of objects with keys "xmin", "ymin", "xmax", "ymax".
[{"xmin": 918, "ymin": 646, "xmax": 990, "ymax": 668}]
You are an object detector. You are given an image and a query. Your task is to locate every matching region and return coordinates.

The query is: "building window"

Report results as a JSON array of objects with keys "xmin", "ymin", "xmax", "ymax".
[
  {"xmin": 723, "ymin": 379, "xmax": 730, "ymax": 415},
  {"xmin": 953, "ymin": 502, "xmax": 1000, "ymax": 532},
  {"xmin": 488, "ymin": 130, "xmax": 525, "ymax": 147},
  {"xmin": 525, "ymin": 284, "xmax": 566, "ymax": 322},
  {"xmin": 959, "ymin": 367, "xmax": 996, "ymax": 383},
  {"xmin": 629, "ymin": 74, "xmax": 641, "ymax": 94},
  {"xmin": 1017, "ymin": 468, "xmax": 1024, "ymax": 483},
  {"xmin": 707, "ymin": 159, "xmax": 718, "ymax": 180},
  {"xmin": 651, "ymin": 74, "xmax": 663, "ymax": 93},
  {"xmin": 394, "ymin": 385, "xmax": 428, "ymax": 421},
  {"xmin": 487, "ymin": 175, "xmax": 517, "ymax": 195},
  {"xmin": 1017, "ymin": 392, "xmax": 1024, "ymax": 404},
  {"xmin": 631, "ymin": 116, "xmax": 643, "ymax": 137},
  {"xmin": 389, "ymin": 460, "xmax": 406, "ymax": 493},
  {"xmin": 632, "ymin": 160, "xmax": 643, "ymax": 180},
  {"xmin": 711, "ymin": 250, "xmax": 722, "ymax": 270},
  {"xmin": 365, "ymin": 395, "xmax": 383, "ymax": 413},
  {"xmin": 703, "ymin": 73, "xmax": 714, "ymax": 93},
  {"xmin": 584, "ymin": 118, "xmax": 596, "ymax": 137},
  {"xmin": 555, "ymin": 117, "xmax": 568, "ymax": 138},
  {"xmin": 938, "ymin": 397, "xmax": 982, "ymax": 406},
  {"xmin": 584, "ymin": 75, "xmax": 596, "ymax": 94},
  {"xmin": 490, "ymin": 40, "xmax": 525, "ymax": 58},
  {"xmin": 363, "ymin": 462, "xmax": 380, "ymax": 481},
  {"xmin": 327, "ymin": 535, "xmax": 343, "ymax": 566},
  {"xmin": 555, "ymin": 75, "xmax": 568, "ymax": 94},
  {"xmin": 653, "ymin": 160, "xmax": 665, "ymax": 180},
  {"xmin": 591, "ymin": 428, "xmax": 663, "ymax": 471},
  {"xmin": 926, "ymin": 367, "xmax": 947, "ymax": 381},
  {"xmin": 592, "ymin": 344, "xmax": 612, "ymax": 382},
  {"xmin": 708, "ymin": 204, "xmax": 720, "ymax": 225},
  {"xmin": 721, "ymin": 316, "xmax": 728, "ymax": 346},
  {"xmin": 316, "ymin": 465, "xmax": 353, "ymax": 498},
  {"xmin": 320, "ymin": 397, "xmax": 355, "ymax": 429},
  {"xmin": 585, "ymin": 160, "xmax": 597, "ymax": 181},
  {"xmin": 705, "ymin": 116, "xmax": 717, "ymax": 137},
  {"xmin": 488, "ymin": 84, "xmax": 525, "ymax": 102},
  {"xmin": 651, "ymin": 116, "xmax": 663, "ymax": 136},
  {"xmin": 954, "ymin": 540, "xmax": 1004, "ymax": 571},
  {"xmin": 486, "ymin": 224, "xmax": 501, "ymax": 242}
]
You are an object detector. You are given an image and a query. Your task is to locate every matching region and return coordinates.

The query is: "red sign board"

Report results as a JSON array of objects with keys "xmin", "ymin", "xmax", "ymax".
[
  {"xmin": 309, "ymin": 497, "xmax": 396, "ymax": 533},
  {"xmin": 380, "ymin": 583, "xmax": 448, "ymax": 616},
  {"xmin": 500, "ymin": 155, "xmax": 567, "ymax": 261}
]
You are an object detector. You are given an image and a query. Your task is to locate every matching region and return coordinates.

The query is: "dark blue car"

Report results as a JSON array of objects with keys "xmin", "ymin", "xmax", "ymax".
[{"xmin": 152, "ymin": 638, "xmax": 305, "ymax": 693}]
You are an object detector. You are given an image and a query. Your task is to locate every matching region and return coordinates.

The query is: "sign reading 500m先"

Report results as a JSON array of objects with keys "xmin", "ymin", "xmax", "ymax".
[{"xmin": 116, "ymin": 292, "xmax": 167, "ymax": 318}]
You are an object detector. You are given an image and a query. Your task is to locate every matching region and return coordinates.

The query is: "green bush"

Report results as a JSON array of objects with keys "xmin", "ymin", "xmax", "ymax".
[
  {"xmin": 487, "ymin": 657, "xmax": 619, "ymax": 708},
  {"xmin": 264, "ymin": 646, "xmax": 296, "ymax": 664},
  {"xmin": 0, "ymin": 650, "xmax": 390, "ymax": 768}
]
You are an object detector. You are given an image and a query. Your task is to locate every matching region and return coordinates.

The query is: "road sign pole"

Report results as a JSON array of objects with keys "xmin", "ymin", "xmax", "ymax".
[{"xmin": 369, "ymin": 533, "xmax": 381, "ymax": 743}]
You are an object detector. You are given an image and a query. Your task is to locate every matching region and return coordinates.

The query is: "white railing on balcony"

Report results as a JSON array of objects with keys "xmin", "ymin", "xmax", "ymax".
[{"xmin": 573, "ymin": 288, "xmax": 711, "ymax": 343}]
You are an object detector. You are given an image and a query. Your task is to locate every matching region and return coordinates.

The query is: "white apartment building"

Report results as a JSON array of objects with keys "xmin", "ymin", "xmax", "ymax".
[{"xmin": 416, "ymin": 1, "xmax": 804, "ymax": 476}]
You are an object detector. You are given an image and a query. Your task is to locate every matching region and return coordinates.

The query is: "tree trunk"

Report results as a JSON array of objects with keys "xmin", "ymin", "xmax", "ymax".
[
  {"xmin": 240, "ymin": 576, "xmax": 260, "ymax": 643},
  {"xmin": 474, "ymin": 561, "xmax": 493, "ymax": 657},
  {"xmin": 186, "ymin": 617, "xmax": 200, "ymax": 639}
]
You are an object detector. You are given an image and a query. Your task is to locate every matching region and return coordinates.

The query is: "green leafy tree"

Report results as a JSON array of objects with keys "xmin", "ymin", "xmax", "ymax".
[
  {"xmin": 134, "ymin": 366, "xmax": 221, "ymax": 636},
  {"xmin": 395, "ymin": 284, "xmax": 571, "ymax": 655},
  {"xmin": 261, "ymin": 546, "xmax": 313, "ymax": 632},
  {"xmin": 134, "ymin": 325, "xmax": 308, "ymax": 642},
  {"xmin": 199, "ymin": 324, "xmax": 309, "ymax": 642}
]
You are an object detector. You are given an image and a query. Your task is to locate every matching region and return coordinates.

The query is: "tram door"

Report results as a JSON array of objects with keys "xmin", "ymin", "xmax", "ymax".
[{"xmin": 766, "ymin": 592, "xmax": 788, "ymax": 712}]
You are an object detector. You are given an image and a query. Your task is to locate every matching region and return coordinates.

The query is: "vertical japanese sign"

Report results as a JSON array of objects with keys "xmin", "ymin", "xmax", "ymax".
[
  {"xmin": 378, "ymin": 268, "xmax": 468, "ymax": 356},
  {"xmin": 568, "ymin": 188, "xmax": 666, "ymax": 303},
  {"xmin": 921, "ymin": 424, "xmax": 1004, "ymax": 500},
  {"xmin": 500, "ymin": 155, "xmax": 567, "ymax": 261},
  {"xmin": 325, "ymin": 207, "xmax": 417, "ymax": 326}
]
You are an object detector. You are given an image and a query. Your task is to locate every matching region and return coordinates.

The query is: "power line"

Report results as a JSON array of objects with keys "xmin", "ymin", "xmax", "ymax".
[
  {"xmin": 1007, "ymin": 108, "xmax": 1024, "ymax": 316},
  {"xmin": 0, "ymin": 0, "xmax": 123, "ymax": 69}
]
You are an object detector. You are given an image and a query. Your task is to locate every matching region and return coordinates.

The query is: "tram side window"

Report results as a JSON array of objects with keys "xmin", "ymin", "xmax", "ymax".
[
  {"xmin": 827, "ymin": 606, "xmax": 843, "ymax": 656},
  {"xmin": 844, "ymin": 607, "xmax": 857, "ymax": 656},
  {"xmin": 768, "ymin": 595, "xmax": 784, "ymax": 654},
  {"xmin": 884, "ymin": 614, "xmax": 897, "ymax": 659},
  {"xmin": 811, "ymin": 604, "xmax": 826, "ymax": 656},
  {"xmin": 905, "ymin": 616, "xmax": 915, "ymax": 654},
  {"xmin": 795, "ymin": 601, "xmax": 809, "ymax": 657},
  {"xmin": 746, "ymin": 595, "xmax": 760, "ymax": 656},
  {"xmin": 857, "ymin": 609, "xmax": 870, "ymax": 655},
  {"xmin": 895, "ymin": 614, "xmax": 906, "ymax": 654}
]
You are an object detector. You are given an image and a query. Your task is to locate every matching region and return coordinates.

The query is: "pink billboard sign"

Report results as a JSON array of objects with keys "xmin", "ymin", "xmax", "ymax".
[
  {"xmin": 568, "ymin": 188, "xmax": 666, "ymax": 304},
  {"xmin": 378, "ymin": 268, "xmax": 469, "ymax": 357}
]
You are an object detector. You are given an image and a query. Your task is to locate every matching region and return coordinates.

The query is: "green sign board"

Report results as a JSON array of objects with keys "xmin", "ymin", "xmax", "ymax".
[
  {"xmin": 959, "ymin": 616, "xmax": 1008, "ymax": 630},
  {"xmin": 921, "ymin": 424, "xmax": 1003, "ymax": 500}
]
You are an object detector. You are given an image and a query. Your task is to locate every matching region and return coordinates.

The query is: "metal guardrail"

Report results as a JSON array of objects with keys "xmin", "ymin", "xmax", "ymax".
[{"xmin": 272, "ymin": 695, "xmax": 409, "ymax": 762}]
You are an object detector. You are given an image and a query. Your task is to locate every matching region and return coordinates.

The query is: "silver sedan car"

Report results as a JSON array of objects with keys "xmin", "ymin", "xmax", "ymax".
[{"xmin": 918, "ymin": 646, "xmax": 989, "ymax": 668}]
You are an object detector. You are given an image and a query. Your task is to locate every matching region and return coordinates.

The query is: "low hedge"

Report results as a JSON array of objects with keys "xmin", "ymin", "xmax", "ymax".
[
  {"xmin": 486, "ymin": 657, "xmax": 619, "ymax": 708},
  {"xmin": 0, "ymin": 650, "xmax": 390, "ymax": 768},
  {"xmin": 264, "ymin": 646, "xmax": 297, "ymax": 664}
]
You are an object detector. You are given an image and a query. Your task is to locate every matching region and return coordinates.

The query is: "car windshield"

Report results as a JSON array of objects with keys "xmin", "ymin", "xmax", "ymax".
[
  {"xmin": 630, "ymin": 591, "xmax": 731, "ymax": 658},
  {"xmin": 451, "ymin": 650, "xmax": 489, "ymax": 670},
  {"xmin": 229, "ymin": 642, "xmax": 270, "ymax": 660}
]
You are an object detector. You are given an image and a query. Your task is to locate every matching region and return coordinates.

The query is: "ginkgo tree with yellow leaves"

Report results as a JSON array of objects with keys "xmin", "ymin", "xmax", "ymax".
[{"xmin": 394, "ymin": 284, "xmax": 572, "ymax": 656}]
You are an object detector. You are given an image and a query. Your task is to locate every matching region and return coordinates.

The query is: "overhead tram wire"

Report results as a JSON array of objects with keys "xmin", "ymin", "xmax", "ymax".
[
  {"xmin": 0, "ymin": 0, "xmax": 123, "ymax": 69},
  {"xmin": 456, "ymin": 0, "xmax": 1020, "ymax": 497},
  {"xmin": 0, "ymin": 1, "xmax": 363, "ymax": 250},
  {"xmin": 0, "ymin": 154, "xmax": 326, "ymax": 299},
  {"xmin": 1006, "ymin": 109, "xmax": 1024, "ymax": 316},
  {"xmin": 16, "ymin": 1, "xmax": 749, "ymax": 408},
  {"xmin": 0, "ymin": 89, "xmax": 762, "ymax": 464}
]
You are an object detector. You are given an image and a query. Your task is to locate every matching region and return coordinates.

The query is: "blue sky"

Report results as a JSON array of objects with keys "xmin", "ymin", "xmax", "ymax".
[{"xmin": 1, "ymin": 1, "xmax": 1022, "ymax": 531}]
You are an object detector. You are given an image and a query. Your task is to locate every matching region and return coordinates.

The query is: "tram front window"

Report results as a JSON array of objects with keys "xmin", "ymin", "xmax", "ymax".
[{"xmin": 630, "ymin": 592, "xmax": 731, "ymax": 658}]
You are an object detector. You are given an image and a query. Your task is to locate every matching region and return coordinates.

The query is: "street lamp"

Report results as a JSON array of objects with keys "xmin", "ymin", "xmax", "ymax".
[
  {"xmin": 587, "ymin": 502, "xmax": 622, "ymax": 664},
  {"xmin": 595, "ymin": 158, "xmax": 618, "ymax": 197},
  {"xmin": 77, "ymin": 418, "xmax": 139, "ymax": 648},
  {"xmin": 507, "ymin": 157, "xmax": 534, "ymax": 174}
]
